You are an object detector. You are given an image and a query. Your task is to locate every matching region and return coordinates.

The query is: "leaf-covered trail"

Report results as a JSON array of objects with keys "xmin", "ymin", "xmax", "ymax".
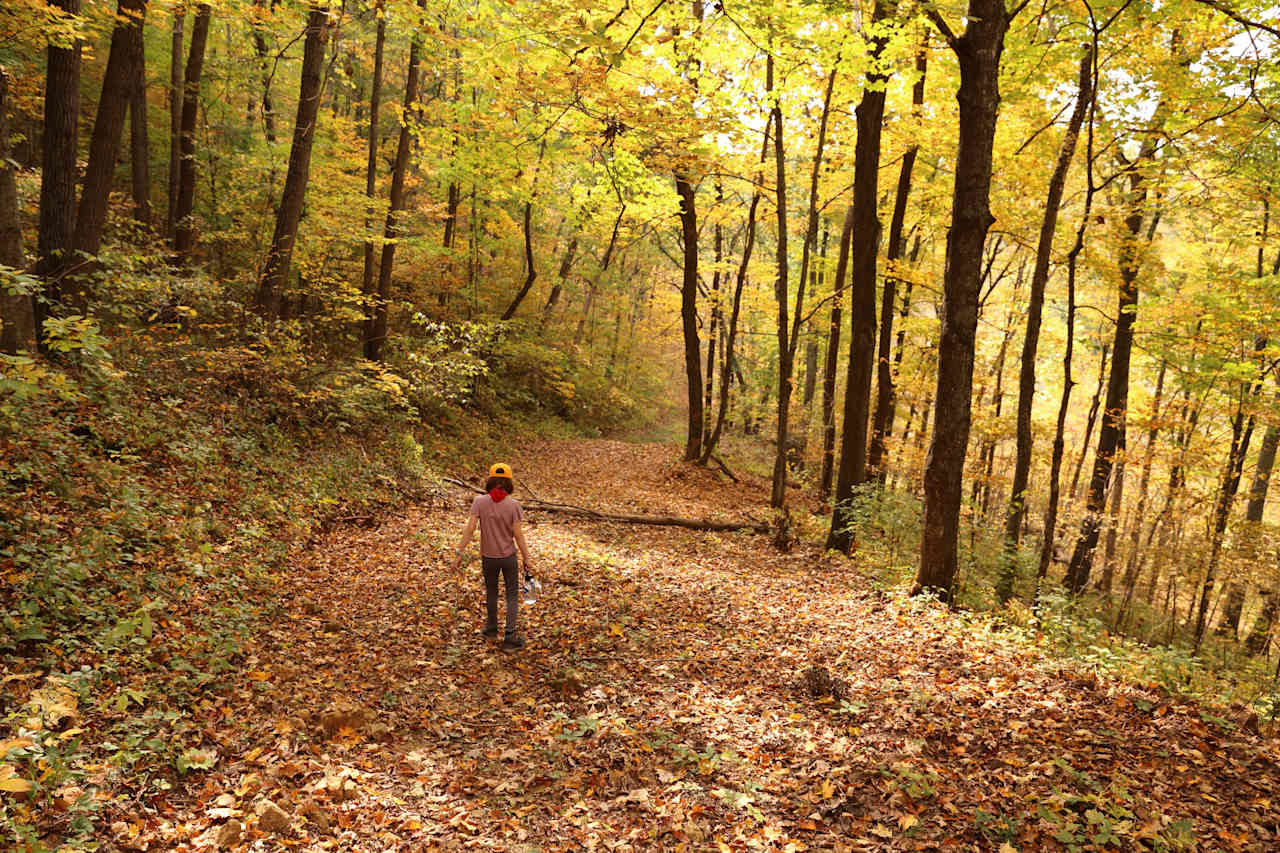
[{"xmin": 175, "ymin": 440, "xmax": 1280, "ymax": 851}]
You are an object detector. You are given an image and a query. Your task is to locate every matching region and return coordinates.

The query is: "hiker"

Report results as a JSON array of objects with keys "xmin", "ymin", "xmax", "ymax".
[{"xmin": 451, "ymin": 462, "xmax": 534, "ymax": 650}]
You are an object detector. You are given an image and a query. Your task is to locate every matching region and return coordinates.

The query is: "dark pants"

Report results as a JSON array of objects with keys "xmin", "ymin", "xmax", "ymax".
[{"xmin": 481, "ymin": 554, "xmax": 519, "ymax": 635}]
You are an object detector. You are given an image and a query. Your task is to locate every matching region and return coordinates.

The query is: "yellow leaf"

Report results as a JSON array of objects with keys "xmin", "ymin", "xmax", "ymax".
[
  {"xmin": 871, "ymin": 823, "xmax": 893, "ymax": 838},
  {"xmin": 0, "ymin": 738, "xmax": 34, "ymax": 755},
  {"xmin": 998, "ymin": 843, "xmax": 1019, "ymax": 853},
  {"xmin": 820, "ymin": 779, "xmax": 835, "ymax": 799},
  {"xmin": 898, "ymin": 813, "xmax": 918, "ymax": 831},
  {"xmin": 0, "ymin": 765, "xmax": 33, "ymax": 793}
]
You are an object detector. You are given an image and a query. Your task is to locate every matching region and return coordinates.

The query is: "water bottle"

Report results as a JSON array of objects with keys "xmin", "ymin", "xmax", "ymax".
[{"xmin": 520, "ymin": 571, "xmax": 542, "ymax": 606}]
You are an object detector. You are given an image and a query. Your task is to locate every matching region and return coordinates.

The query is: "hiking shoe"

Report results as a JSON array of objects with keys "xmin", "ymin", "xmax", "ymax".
[
  {"xmin": 482, "ymin": 627, "xmax": 499, "ymax": 640},
  {"xmin": 501, "ymin": 633, "xmax": 525, "ymax": 650}
]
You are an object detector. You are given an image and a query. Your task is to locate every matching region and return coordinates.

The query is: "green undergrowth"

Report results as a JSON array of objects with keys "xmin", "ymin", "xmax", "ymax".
[
  {"xmin": 812, "ymin": 484, "xmax": 1280, "ymax": 731},
  {"xmin": 0, "ymin": 301, "xmax": 634, "ymax": 847}
]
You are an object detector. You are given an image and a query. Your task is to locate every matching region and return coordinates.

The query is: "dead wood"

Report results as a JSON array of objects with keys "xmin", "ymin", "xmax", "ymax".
[{"xmin": 443, "ymin": 476, "xmax": 769, "ymax": 533}]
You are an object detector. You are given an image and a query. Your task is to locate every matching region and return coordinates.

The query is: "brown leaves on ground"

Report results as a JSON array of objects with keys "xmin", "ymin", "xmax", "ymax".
[{"xmin": 105, "ymin": 440, "xmax": 1280, "ymax": 851}]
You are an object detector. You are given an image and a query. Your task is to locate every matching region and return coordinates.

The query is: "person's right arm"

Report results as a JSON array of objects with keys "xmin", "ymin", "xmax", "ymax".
[{"xmin": 451, "ymin": 515, "xmax": 478, "ymax": 570}]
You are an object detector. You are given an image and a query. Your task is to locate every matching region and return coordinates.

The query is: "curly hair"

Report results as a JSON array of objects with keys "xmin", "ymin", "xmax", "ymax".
[{"xmin": 484, "ymin": 476, "xmax": 514, "ymax": 494}]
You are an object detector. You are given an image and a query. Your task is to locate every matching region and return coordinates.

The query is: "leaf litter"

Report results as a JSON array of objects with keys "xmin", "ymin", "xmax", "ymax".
[{"xmin": 102, "ymin": 440, "xmax": 1280, "ymax": 851}]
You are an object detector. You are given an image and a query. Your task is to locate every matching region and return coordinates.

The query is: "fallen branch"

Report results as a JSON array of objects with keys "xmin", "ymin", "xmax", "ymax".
[
  {"xmin": 709, "ymin": 454, "xmax": 740, "ymax": 483},
  {"xmin": 443, "ymin": 476, "xmax": 769, "ymax": 533}
]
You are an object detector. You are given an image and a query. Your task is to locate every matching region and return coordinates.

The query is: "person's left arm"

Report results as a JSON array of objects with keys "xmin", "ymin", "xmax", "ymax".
[
  {"xmin": 451, "ymin": 515, "xmax": 478, "ymax": 570},
  {"xmin": 513, "ymin": 520, "xmax": 534, "ymax": 574}
]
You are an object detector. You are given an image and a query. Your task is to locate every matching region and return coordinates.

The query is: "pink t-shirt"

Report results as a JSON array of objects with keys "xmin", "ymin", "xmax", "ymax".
[{"xmin": 470, "ymin": 493, "xmax": 524, "ymax": 558}]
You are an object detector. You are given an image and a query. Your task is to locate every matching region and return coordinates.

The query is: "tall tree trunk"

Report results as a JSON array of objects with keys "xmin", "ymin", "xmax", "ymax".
[
  {"xmin": 703, "ymin": 121, "xmax": 771, "ymax": 465},
  {"xmin": 703, "ymin": 185, "xmax": 723, "ymax": 444},
  {"xmin": 251, "ymin": 0, "xmax": 278, "ymax": 143},
  {"xmin": 0, "ymin": 70, "xmax": 32, "ymax": 354},
  {"xmin": 796, "ymin": 56, "xmax": 840, "ymax": 458},
  {"xmin": 828, "ymin": 0, "xmax": 890, "ymax": 550},
  {"xmin": 254, "ymin": 5, "xmax": 332, "ymax": 318},
  {"xmin": 997, "ymin": 46, "xmax": 1093, "ymax": 601},
  {"xmin": 171, "ymin": 3, "xmax": 212, "ymax": 260},
  {"xmin": 819, "ymin": 205, "xmax": 855, "ymax": 499},
  {"xmin": 913, "ymin": 0, "xmax": 1010, "ymax": 599},
  {"xmin": 768, "ymin": 52, "xmax": 793, "ymax": 508},
  {"xmin": 75, "ymin": 0, "xmax": 148, "ymax": 264},
  {"xmin": 166, "ymin": 3, "xmax": 184, "ymax": 238},
  {"xmin": 365, "ymin": 0, "xmax": 424, "ymax": 360},
  {"xmin": 34, "ymin": 0, "xmax": 83, "ymax": 350},
  {"xmin": 802, "ymin": 227, "xmax": 828, "ymax": 411},
  {"xmin": 1099, "ymin": 455, "xmax": 1125, "ymax": 594},
  {"xmin": 869, "ymin": 42, "xmax": 927, "ymax": 481},
  {"xmin": 128, "ymin": 23, "xmax": 151, "ymax": 228},
  {"xmin": 359, "ymin": 13, "xmax": 385, "ymax": 337},
  {"xmin": 676, "ymin": 172, "xmax": 704, "ymax": 462}
]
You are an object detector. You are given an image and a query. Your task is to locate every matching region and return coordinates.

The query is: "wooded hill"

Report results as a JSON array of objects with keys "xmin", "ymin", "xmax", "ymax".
[{"xmin": 2, "ymin": 0, "xmax": 1280, "ymax": 845}]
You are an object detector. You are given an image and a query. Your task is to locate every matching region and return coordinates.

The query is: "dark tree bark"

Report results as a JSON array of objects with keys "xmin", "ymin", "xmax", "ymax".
[
  {"xmin": 500, "ymin": 194, "xmax": 538, "ymax": 320},
  {"xmin": 828, "ymin": 0, "xmax": 891, "ymax": 551},
  {"xmin": 819, "ymin": 205, "xmax": 855, "ymax": 499},
  {"xmin": 365, "ymin": 0, "xmax": 425, "ymax": 360},
  {"xmin": 540, "ymin": 236, "xmax": 578, "ymax": 327},
  {"xmin": 255, "ymin": 5, "xmax": 332, "ymax": 318},
  {"xmin": 75, "ymin": 0, "xmax": 148, "ymax": 263},
  {"xmin": 997, "ymin": 46, "xmax": 1093, "ymax": 602},
  {"xmin": 0, "ymin": 70, "xmax": 32, "ymax": 354},
  {"xmin": 913, "ymin": 0, "xmax": 1011, "ymax": 599},
  {"xmin": 34, "ymin": 0, "xmax": 83, "ymax": 349},
  {"xmin": 171, "ymin": 3, "xmax": 212, "ymax": 259},
  {"xmin": 360, "ymin": 13, "xmax": 385, "ymax": 328},
  {"xmin": 869, "ymin": 43, "xmax": 927, "ymax": 481},
  {"xmin": 676, "ymin": 172, "xmax": 704, "ymax": 462},
  {"xmin": 577, "ymin": 206, "xmax": 623, "ymax": 346},
  {"xmin": 166, "ymin": 2, "xmax": 184, "ymax": 238},
  {"xmin": 128, "ymin": 21, "xmax": 151, "ymax": 228},
  {"xmin": 768, "ymin": 52, "xmax": 792, "ymax": 508}
]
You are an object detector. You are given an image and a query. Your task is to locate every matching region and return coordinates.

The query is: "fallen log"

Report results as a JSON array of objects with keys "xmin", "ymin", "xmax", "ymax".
[{"xmin": 443, "ymin": 476, "xmax": 770, "ymax": 534}]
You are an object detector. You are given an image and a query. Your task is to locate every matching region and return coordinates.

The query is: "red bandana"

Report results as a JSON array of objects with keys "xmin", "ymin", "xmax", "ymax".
[{"xmin": 488, "ymin": 487, "xmax": 508, "ymax": 503}]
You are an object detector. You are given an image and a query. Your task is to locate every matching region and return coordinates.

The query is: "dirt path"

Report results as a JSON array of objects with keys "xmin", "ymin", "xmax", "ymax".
[{"xmin": 164, "ymin": 440, "xmax": 1279, "ymax": 851}]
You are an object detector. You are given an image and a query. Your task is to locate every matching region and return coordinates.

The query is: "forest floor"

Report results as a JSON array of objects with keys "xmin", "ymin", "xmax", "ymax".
[{"xmin": 119, "ymin": 440, "xmax": 1279, "ymax": 852}]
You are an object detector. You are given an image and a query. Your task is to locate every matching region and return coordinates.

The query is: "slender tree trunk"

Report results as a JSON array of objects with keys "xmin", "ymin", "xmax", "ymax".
[
  {"xmin": 1117, "ymin": 359, "xmax": 1166, "ymax": 617},
  {"xmin": 0, "ymin": 70, "xmax": 32, "ymax": 354},
  {"xmin": 796, "ymin": 56, "xmax": 840, "ymax": 456},
  {"xmin": 913, "ymin": 0, "xmax": 1010, "ymax": 599},
  {"xmin": 1070, "ymin": 344, "xmax": 1110, "ymax": 498},
  {"xmin": 703, "ymin": 121, "xmax": 770, "ymax": 465},
  {"xmin": 254, "ymin": 5, "xmax": 332, "ymax": 318},
  {"xmin": 359, "ymin": 13, "xmax": 385, "ymax": 339},
  {"xmin": 251, "ymin": 0, "xmax": 277, "ymax": 143},
  {"xmin": 34, "ymin": 0, "xmax": 83, "ymax": 349},
  {"xmin": 703, "ymin": 185, "xmax": 723, "ymax": 444},
  {"xmin": 768, "ymin": 53, "xmax": 795, "ymax": 507},
  {"xmin": 828, "ymin": 1, "xmax": 890, "ymax": 549},
  {"xmin": 1194, "ymin": 393, "xmax": 1257, "ymax": 645},
  {"xmin": 870, "ymin": 42, "xmax": 927, "ymax": 481},
  {"xmin": 676, "ymin": 172, "xmax": 704, "ymax": 462},
  {"xmin": 166, "ymin": 3, "xmax": 184, "ymax": 238},
  {"xmin": 997, "ymin": 46, "xmax": 1093, "ymax": 601},
  {"xmin": 501, "ymin": 194, "xmax": 538, "ymax": 319},
  {"xmin": 171, "ymin": 3, "xmax": 212, "ymax": 259},
  {"xmin": 1063, "ymin": 62, "xmax": 1175, "ymax": 591},
  {"xmin": 819, "ymin": 205, "xmax": 855, "ymax": 499},
  {"xmin": 366, "ymin": 2, "xmax": 424, "ymax": 358},
  {"xmin": 1099, "ymin": 455, "xmax": 1125, "ymax": 594},
  {"xmin": 802, "ymin": 227, "xmax": 828, "ymax": 412},
  {"xmin": 540, "ymin": 237, "xmax": 578, "ymax": 327}
]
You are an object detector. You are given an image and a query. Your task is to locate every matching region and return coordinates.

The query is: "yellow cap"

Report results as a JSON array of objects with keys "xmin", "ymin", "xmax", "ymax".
[{"xmin": 488, "ymin": 462, "xmax": 514, "ymax": 480}]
